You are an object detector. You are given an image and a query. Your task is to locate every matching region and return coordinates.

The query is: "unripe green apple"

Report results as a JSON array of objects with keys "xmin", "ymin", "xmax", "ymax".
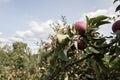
[
  {"xmin": 112, "ymin": 20, "xmax": 120, "ymax": 33},
  {"xmin": 77, "ymin": 39, "xmax": 87, "ymax": 50},
  {"xmin": 56, "ymin": 34, "xmax": 69, "ymax": 44},
  {"xmin": 74, "ymin": 21, "xmax": 88, "ymax": 35}
]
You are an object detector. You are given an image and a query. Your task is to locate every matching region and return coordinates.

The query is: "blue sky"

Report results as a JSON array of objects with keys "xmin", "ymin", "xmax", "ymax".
[
  {"xmin": 0, "ymin": 0, "xmax": 113, "ymax": 34},
  {"xmin": 0, "ymin": 0, "xmax": 117, "ymax": 52}
]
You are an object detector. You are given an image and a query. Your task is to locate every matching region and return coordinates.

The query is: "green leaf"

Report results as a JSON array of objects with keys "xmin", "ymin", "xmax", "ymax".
[
  {"xmin": 109, "ymin": 46, "xmax": 116, "ymax": 55},
  {"xmin": 88, "ymin": 47, "xmax": 99, "ymax": 54},
  {"xmin": 86, "ymin": 16, "xmax": 89, "ymax": 26},
  {"xmin": 116, "ymin": 5, "xmax": 120, "ymax": 12},
  {"xmin": 96, "ymin": 21, "xmax": 110, "ymax": 27},
  {"xmin": 74, "ymin": 41, "xmax": 78, "ymax": 49},
  {"xmin": 58, "ymin": 50, "xmax": 68, "ymax": 61},
  {"xmin": 113, "ymin": 0, "xmax": 118, "ymax": 3},
  {"xmin": 50, "ymin": 55, "xmax": 58, "ymax": 67},
  {"xmin": 89, "ymin": 15, "xmax": 109, "ymax": 26},
  {"xmin": 92, "ymin": 27, "xmax": 99, "ymax": 31},
  {"xmin": 66, "ymin": 26, "xmax": 73, "ymax": 37},
  {"xmin": 94, "ymin": 62, "xmax": 101, "ymax": 79},
  {"xmin": 94, "ymin": 56, "xmax": 109, "ymax": 72},
  {"xmin": 115, "ymin": 46, "xmax": 120, "ymax": 55},
  {"xmin": 115, "ymin": 30, "xmax": 120, "ymax": 41},
  {"xmin": 94, "ymin": 15, "xmax": 108, "ymax": 21},
  {"xmin": 109, "ymin": 55, "xmax": 117, "ymax": 62}
]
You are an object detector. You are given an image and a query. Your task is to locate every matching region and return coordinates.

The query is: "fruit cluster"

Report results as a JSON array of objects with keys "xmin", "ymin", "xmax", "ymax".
[
  {"xmin": 74, "ymin": 20, "xmax": 120, "ymax": 50},
  {"xmin": 74, "ymin": 21, "xmax": 88, "ymax": 50}
]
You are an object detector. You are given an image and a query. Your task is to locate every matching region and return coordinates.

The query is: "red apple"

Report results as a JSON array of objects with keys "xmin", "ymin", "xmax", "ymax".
[
  {"xmin": 112, "ymin": 20, "xmax": 120, "ymax": 33},
  {"xmin": 77, "ymin": 39, "xmax": 87, "ymax": 50},
  {"xmin": 74, "ymin": 21, "xmax": 88, "ymax": 35}
]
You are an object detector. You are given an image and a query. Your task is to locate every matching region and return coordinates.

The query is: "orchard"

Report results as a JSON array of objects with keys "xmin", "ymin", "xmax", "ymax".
[
  {"xmin": 38, "ymin": 0, "xmax": 120, "ymax": 80},
  {"xmin": 0, "ymin": 0, "xmax": 120, "ymax": 80}
]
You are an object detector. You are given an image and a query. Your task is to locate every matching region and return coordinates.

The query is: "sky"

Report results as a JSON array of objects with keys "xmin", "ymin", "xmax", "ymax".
[{"xmin": 0, "ymin": 0, "xmax": 118, "ymax": 53}]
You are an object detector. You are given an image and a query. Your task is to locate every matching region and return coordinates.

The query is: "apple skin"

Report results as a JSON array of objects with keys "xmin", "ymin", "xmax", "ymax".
[
  {"xmin": 77, "ymin": 39, "xmax": 87, "ymax": 50},
  {"xmin": 74, "ymin": 21, "xmax": 88, "ymax": 35},
  {"xmin": 112, "ymin": 20, "xmax": 120, "ymax": 33}
]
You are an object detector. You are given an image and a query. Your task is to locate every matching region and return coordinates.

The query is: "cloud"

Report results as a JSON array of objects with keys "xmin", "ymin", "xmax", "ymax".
[
  {"xmin": 0, "ymin": 32, "xmax": 8, "ymax": 43},
  {"xmin": 80, "ymin": 7, "xmax": 116, "ymax": 21},
  {"xmin": 10, "ymin": 19, "xmax": 55, "ymax": 54},
  {"xmin": 79, "ymin": 7, "xmax": 117, "ymax": 36},
  {"xmin": 0, "ymin": 35, "xmax": 9, "ymax": 47},
  {"xmin": 0, "ymin": 20, "xmax": 55, "ymax": 53},
  {"xmin": 12, "ymin": 20, "xmax": 54, "ymax": 42},
  {"xmin": 0, "ymin": 32, "xmax": 3, "ymax": 35},
  {"xmin": 0, "ymin": 37, "xmax": 8, "ymax": 43}
]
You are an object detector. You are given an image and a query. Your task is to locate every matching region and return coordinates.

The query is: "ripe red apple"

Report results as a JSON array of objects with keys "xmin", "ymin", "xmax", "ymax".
[
  {"xmin": 77, "ymin": 39, "xmax": 87, "ymax": 50},
  {"xmin": 112, "ymin": 20, "xmax": 120, "ymax": 33},
  {"xmin": 74, "ymin": 21, "xmax": 88, "ymax": 35}
]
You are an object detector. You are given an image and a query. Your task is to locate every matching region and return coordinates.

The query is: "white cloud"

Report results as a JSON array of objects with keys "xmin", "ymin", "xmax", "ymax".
[
  {"xmin": 0, "ymin": 20, "xmax": 55, "ymax": 53},
  {"xmin": 10, "ymin": 37, "xmax": 23, "ymax": 42},
  {"xmin": 0, "ymin": 37, "xmax": 8, "ymax": 43},
  {"xmin": 0, "ymin": 36, "xmax": 9, "ymax": 47},
  {"xmin": 79, "ymin": 7, "xmax": 117, "ymax": 36},
  {"xmin": 0, "ymin": 32, "xmax": 3, "ymax": 35},
  {"xmin": 12, "ymin": 20, "xmax": 54, "ymax": 42},
  {"xmin": 80, "ymin": 7, "xmax": 116, "ymax": 21},
  {"xmin": 0, "ymin": 32, "xmax": 8, "ymax": 43}
]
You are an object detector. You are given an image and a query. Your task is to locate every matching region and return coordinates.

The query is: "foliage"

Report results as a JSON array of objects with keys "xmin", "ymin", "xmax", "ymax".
[
  {"xmin": 0, "ymin": 1, "xmax": 120, "ymax": 80},
  {"xmin": 38, "ymin": 14, "xmax": 120, "ymax": 80},
  {"xmin": 0, "ymin": 42, "xmax": 42, "ymax": 80}
]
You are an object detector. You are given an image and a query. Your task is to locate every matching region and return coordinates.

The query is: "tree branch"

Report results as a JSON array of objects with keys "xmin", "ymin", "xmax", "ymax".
[{"xmin": 48, "ymin": 53, "xmax": 95, "ymax": 80}]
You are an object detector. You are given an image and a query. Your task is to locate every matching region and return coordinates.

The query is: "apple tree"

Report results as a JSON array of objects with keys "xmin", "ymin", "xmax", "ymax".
[
  {"xmin": 0, "ymin": 0, "xmax": 119, "ymax": 79},
  {"xmin": 38, "ymin": 1, "xmax": 120, "ymax": 80}
]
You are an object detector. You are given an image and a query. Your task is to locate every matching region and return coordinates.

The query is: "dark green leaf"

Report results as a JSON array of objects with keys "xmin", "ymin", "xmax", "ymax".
[
  {"xmin": 94, "ymin": 56, "xmax": 109, "ymax": 72},
  {"xmin": 115, "ymin": 46, "xmax": 120, "ymax": 55},
  {"xmin": 94, "ymin": 62, "xmax": 102, "ymax": 80},
  {"xmin": 89, "ymin": 15, "xmax": 109, "ymax": 26},
  {"xmin": 109, "ymin": 46, "xmax": 116, "ymax": 55},
  {"xmin": 109, "ymin": 55, "xmax": 117, "ymax": 62},
  {"xmin": 94, "ymin": 15, "xmax": 109, "ymax": 21},
  {"xmin": 113, "ymin": 0, "xmax": 118, "ymax": 3},
  {"xmin": 116, "ymin": 5, "xmax": 120, "ymax": 12},
  {"xmin": 86, "ymin": 16, "xmax": 89, "ymax": 26},
  {"xmin": 88, "ymin": 47, "xmax": 99, "ymax": 54},
  {"xmin": 50, "ymin": 55, "xmax": 57, "ymax": 67},
  {"xmin": 58, "ymin": 51, "xmax": 68, "ymax": 61},
  {"xmin": 96, "ymin": 21, "xmax": 110, "ymax": 27}
]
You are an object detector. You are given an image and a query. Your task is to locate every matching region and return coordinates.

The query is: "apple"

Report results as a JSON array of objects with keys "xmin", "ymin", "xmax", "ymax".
[
  {"xmin": 74, "ymin": 21, "xmax": 88, "ymax": 35},
  {"xmin": 112, "ymin": 20, "xmax": 120, "ymax": 33},
  {"xmin": 56, "ymin": 34, "xmax": 69, "ymax": 44},
  {"xmin": 77, "ymin": 39, "xmax": 87, "ymax": 50}
]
